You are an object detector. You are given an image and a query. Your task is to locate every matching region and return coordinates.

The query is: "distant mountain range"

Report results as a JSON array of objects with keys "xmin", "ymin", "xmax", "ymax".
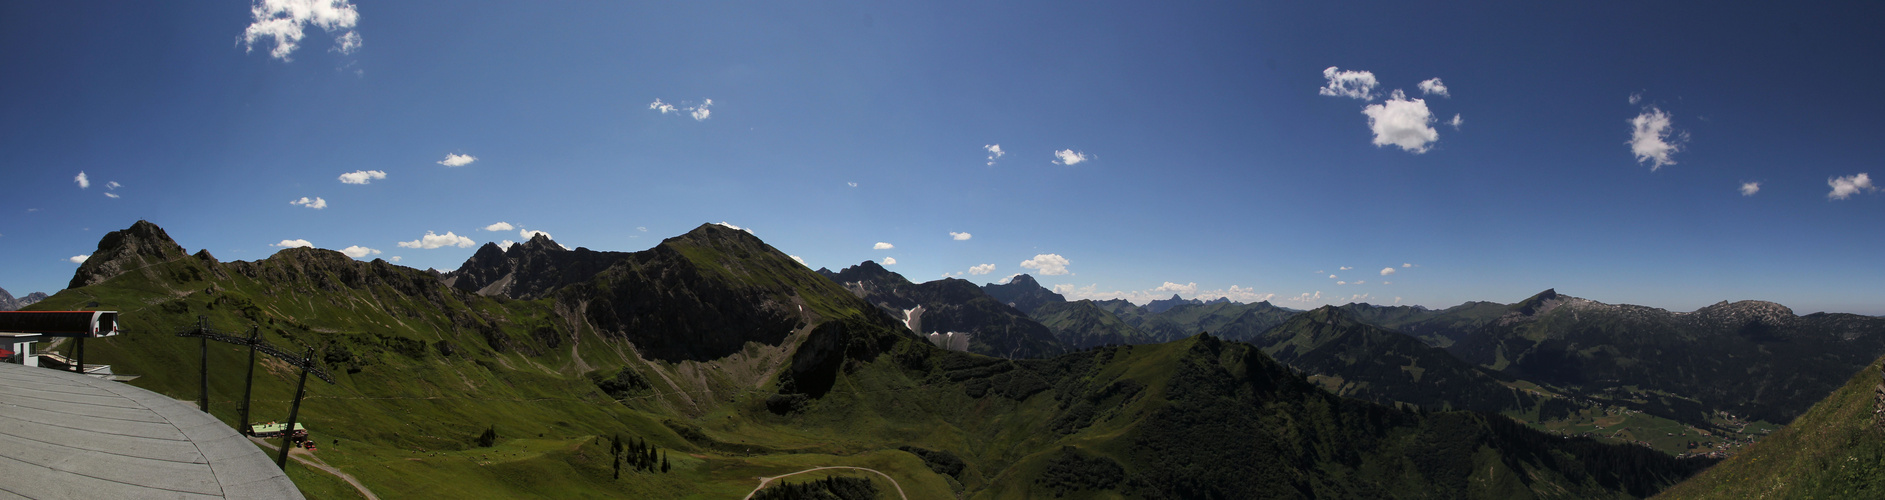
[
  {"xmin": 24, "ymin": 220, "xmax": 1726, "ymax": 498},
  {"xmin": 0, "ymin": 287, "xmax": 49, "ymax": 311}
]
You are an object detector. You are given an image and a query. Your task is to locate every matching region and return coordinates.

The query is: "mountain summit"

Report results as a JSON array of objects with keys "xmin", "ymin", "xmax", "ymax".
[{"xmin": 68, "ymin": 220, "xmax": 189, "ymax": 289}]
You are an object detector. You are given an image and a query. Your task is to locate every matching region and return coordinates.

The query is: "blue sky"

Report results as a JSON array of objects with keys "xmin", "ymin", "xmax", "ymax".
[{"xmin": 3, "ymin": 1, "xmax": 1882, "ymax": 314}]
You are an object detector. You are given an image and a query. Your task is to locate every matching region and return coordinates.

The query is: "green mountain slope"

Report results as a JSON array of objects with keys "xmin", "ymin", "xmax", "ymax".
[
  {"xmin": 1253, "ymin": 306, "xmax": 1536, "ymax": 414},
  {"xmin": 1654, "ymin": 357, "xmax": 1885, "ymax": 499},
  {"xmin": 1340, "ymin": 301, "xmax": 1509, "ymax": 348},
  {"xmin": 1028, "ymin": 300, "xmax": 1153, "ymax": 349}
]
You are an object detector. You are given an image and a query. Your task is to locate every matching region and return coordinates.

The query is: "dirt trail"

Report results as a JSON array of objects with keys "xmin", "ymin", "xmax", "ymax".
[
  {"xmin": 250, "ymin": 437, "xmax": 379, "ymax": 500},
  {"xmin": 742, "ymin": 466, "xmax": 908, "ymax": 500}
]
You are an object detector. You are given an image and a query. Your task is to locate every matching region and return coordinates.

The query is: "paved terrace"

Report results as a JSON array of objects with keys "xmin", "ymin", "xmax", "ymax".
[{"xmin": 0, "ymin": 362, "xmax": 303, "ymax": 499}]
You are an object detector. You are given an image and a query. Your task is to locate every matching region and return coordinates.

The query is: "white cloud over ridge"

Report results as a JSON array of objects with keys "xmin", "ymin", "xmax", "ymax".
[
  {"xmin": 1020, "ymin": 254, "xmax": 1071, "ymax": 276},
  {"xmin": 1740, "ymin": 182, "xmax": 1761, "ymax": 196},
  {"xmin": 1417, "ymin": 78, "xmax": 1450, "ymax": 98},
  {"xmin": 339, "ymin": 170, "xmax": 386, "ymax": 184},
  {"xmin": 519, "ymin": 228, "xmax": 554, "ymax": 242},
  {"xmin": 272, "ymin": 239, "xmax": 312, "ymax": 248},
  {"xmin": 950, "ymin": 232, "xmax": 972, "ymax": 241},
  {"xmin": 1629, "ymin": 106, "xmax": 1684, "ymax": 170},
  {"xmin": 438, "ymin": 153, "xmax": 477, "ymax": 167},
  {"xmin": 790, "ymin": 255, "xmax": 808, "ymax": 267},
  {"xmin": 968, "ymin": 264, "xmax": 996, "ymax": 275},
  {"xmin": 397, "ymin": 231, "xmax": 474, "ymax": 249},
  {"xmin": 242, "ymin": 0, "xmax": 363, "ymax": 61},
  {"xmin": 713, "ymin": 222, "xmax": 752, "ymax": 233},
  {"xmin": 340, "ymin": 245, "xmax": 381, "ymax": 258},
  {"xmin": 1319, "ymin": 67, "xmax": 1379, "ymax": 100},
  {"xmin": 291, "ymin": 197, "xmax": 327, "ymax": 209},
  {"xmin": 1052, "ymin": 150, "xmax": 1088, "ymax": 165},
  {"xmin": 484, "ymin": 222, "xmax": 514, "ymax": 231},
  {"xmin": 874, "ymin": 242, "xmax": 895, "ymax": 250},
  {"xmin": 68, "ymin": 255, "xmax": 90, "ymax": 264},
  {"xmin": 1362, "ymin": 90, "xmax": 1439, "ymax": 153},
  {"xmin": 1051, "ymin": 282, "xmax": 1276, "ymax": 305},
  {"xmin": 1828, "ymin": 173, "xmax": 1875, "ymax": 200}
]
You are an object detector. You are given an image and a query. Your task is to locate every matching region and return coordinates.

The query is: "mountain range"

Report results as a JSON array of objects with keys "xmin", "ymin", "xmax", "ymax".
[
  {"xmin": 0, "ymin": 286, "xmax": 48, "ymax": 311},
  {"xmin": 21, "ymin": 220, "xmax": 1884, "ymax": 498}
]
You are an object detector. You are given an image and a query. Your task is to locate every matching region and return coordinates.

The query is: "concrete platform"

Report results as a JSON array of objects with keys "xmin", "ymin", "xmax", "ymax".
[{"xmin": 0, "ymin": 362, "xmax": 304, "ymax": 499}]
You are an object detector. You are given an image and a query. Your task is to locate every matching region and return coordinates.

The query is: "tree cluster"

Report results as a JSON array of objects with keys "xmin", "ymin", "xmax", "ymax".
[
  {"xmin": 610, "ymin": 434, "xmax": 670, "ymax": 479},
  {"xmin": 750, "ymin": 475, "xmax": 877, "ymax": 500}
]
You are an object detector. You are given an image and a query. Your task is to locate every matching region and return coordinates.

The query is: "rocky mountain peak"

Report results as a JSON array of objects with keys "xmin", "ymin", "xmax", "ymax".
[
  {"xmin": 68, "ymin": 220, "xmax": 190, "ymax": 289},
  {"xmin": 980, "ymin": 273, "xmax": 1066, "ymax": 315}
]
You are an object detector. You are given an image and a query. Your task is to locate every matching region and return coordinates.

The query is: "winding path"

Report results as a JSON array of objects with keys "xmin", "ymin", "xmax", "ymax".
[
  {"xmin": 742, "ymin": 466, "xmax": 908, "ymax": 500},
  {"xmin": 250, "ymin": 437, "xmax": 380, "ymax": 500}
]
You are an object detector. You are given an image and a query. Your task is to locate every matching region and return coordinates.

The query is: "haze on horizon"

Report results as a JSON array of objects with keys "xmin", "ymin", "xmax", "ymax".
[{"xmin": 2, "ymin": 1, "xmax": 1881, "ymax": 315}]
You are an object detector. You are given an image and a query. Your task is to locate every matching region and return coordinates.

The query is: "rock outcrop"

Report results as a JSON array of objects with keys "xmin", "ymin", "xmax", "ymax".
[{"xmin": 67, "ymin": 220, "xmax": 189, "ymax": 289}]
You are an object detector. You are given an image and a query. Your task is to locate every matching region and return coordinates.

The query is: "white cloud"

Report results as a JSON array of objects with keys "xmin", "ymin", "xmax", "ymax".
[
  {"xmin": 103, "ymin": 193, "xmax": 120, "ymax": 199},
  {"xmin": 340, "ymin": 245, "xmax": 381, "ymax": 258},
  {"xmin": 397, "ymin": 231, "xmax": 474, "ymax": 249},
  {"xmin": 1394, "ymin": 296, "xmax": 1402, "ymax": 304},
  {"xmin": 997, "ymin": 274, "xmax": 1023, "ymax": 285},
  {"xmin": 1155, "ymin": 282, "xmax": 1199, "ymax": 295},
  {"xmin": 968, "ymin": 263, "xmax": 996, "ymax": 275},
  {"xmin": 1628, "ymin": 93, "xmax": 1643, "ymax": 105},
  {"xmin": 984, "ymin": 144, "xmax": 1004, "ymax": 165},
  {"xmin": 1338, "ymin": 266, "xmax": 1352, "ymax": 271},
  {"xmin": 272, "ymin": 239, "xmax": 313, "ymax": 248},
  {"xmin": 1328, "ymin": 274, "xmax": 1338, "ymax": 279},
  {"xmin": 338, "ymin": 170, "xmax": 386, "ymax": 184},
  {"xmin": 498, "ymin": 240, "xmax": 517, "ymax": 250},
  {"xmin": 242, "ymin": 0, "xmax": 362, "ymax": 61},
  {"xmin": 1740, "ymin": 182, "xmax": 1761, "ymax": 197},
  {"xmin": 1629, "ymin": 106, "xmax": 1684, "ymax": 170},
  {"xmin": 68, "ymin": 255, "xmax": 90, "ymax": 264},
  {"xmin": 713, "ymin": 222, "xmax": 753, "ymax": 233},
  {"xmin": 106, "ymin": 181, "xmax": 121, "ymax": 190},
  {"xmin": 1361, "ymin": 90, "xmax": 1439, "ymax": 153},
  {"xmin": 290, "ymin": 197, "xmax": 327, "ymax": 209},
  {"xmin": 847, "ymin": 182, "xmax": 858, "ymax": 188},
  {"xmin": 649, "ymin": 98, "xmax": 712, "ymax": 120},
  {"xmin": 1380, "ymin": 267, "xmax": 1397, "ymax": 276},
  {"xmin": 873, "ymin": 242, "xmax": 895, "ymax": 250},
  {"xmin": 790, "ymin": 255, "xmax": 808, "ymax": 267},
  {"xmin": 636, "ymin": 226, "xmax": 648, "ymax": 232},
  {"xmin": 1200, "ymin": 285, "xmax": 1274, "ymax": 304},
  {"xmin": 1383, "ymin": 281, "xmax": 1393, "ymax": 285},
  {"xmin": 950, "ymin": 232, "xmax": 972, "ymax": 241},
  {"xmin": 1417, "ymin": 78, "xmax": 1450, "ymax": 98},
  {"xmin": 1337, "ymin": 281, "xmax": 1348, "ymax": 285},
  {"xmin": 484, "ymin": 222, "xmax": 514, "ymax": 231},
  {"xmin": 1403, "ymin": 263, "xmax": 1414, "ymax": 268},
  {"xmin": 1827, "ymin": 173, "xmax": 1876, "ymax": 200},
  {"xmin": 1285, "ymin": 291, "xmax": 1323, "ymax": 303},
  {"xmin": 883, "ymin": 257, "xmax": 897, "ymax": 265},
  {"xmin": 1319, "ymin": 67, "xmax": 1379, "ymax": 100},
  {"xmin": 438, "ymin": 153, "xmax": 477, "ymax": 167},
  {"xmin": 74, "ymin": 172, "xmax": 89, "ymax": 189},
  {"xmin": 1353, "ymin": 280, "xmax": 1366, "ymax": 285},
  {"xmin": 390, "ymin": 256, "xmax": 402, "ymax": 262},
  {"xmin": 1020, "ymin": 254, "xmax": 1071, "ymax": 276},
  {"xmin": 1052, "ymin": 149, "xmax": 1088, "ymax": 165},
  {"xmin": 1447, "ymin": 114, "xmax": 1463, "ymax": 130}
]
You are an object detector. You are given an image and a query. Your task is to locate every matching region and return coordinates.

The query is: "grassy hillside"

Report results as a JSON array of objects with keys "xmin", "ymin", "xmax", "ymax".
[{"xmin": 1654, "ymin": 357, "xmax": 1885, "ymax": 499}]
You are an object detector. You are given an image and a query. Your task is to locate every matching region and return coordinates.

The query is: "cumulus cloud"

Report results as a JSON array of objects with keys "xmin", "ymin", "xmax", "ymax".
[
  {"xmin": 483, "ymin": 222, "xmax": 514, "ymax": 231},
  {"xmin": 1328, "ymin": 274, "xmax": 1338, "ymax": 279},
  {"xmin": 873, "ymin": 242, "xmax": 895, "ymax": 250},
  {"xmin": 950, "ymin": 232, "xmax": 972, "ymax": 241},
  {"xmin": 968, "ymin": 264, "xmax": 996, "ymax": 275},
  {"xmin": 1337, "ymin": 281, "xmax": 1348, "ymax": 285},
  {"xmin": 1338, "ymin": 266, "xmax": 1352, "ymax": 271},
  {"xmin": 103, "ymin": 193, "xmax": 120, "ymax": 199},
  {"xmin": 1628, "ymin": 93, "xmax": 1643, "ymax": 105},
  {"xmin": 1285, "ymin": 291, "xmax": 1324, "ymax": 303},
  {"xmin": 74, "ymin": 172, "xmax": 89, "ymax": 189},
  {"xmin": 1417, "ymin": 78, "xmax": 1450, "ymax": 97},
  {"xmin": 438, "ymin": 153, "xmax": 477, "ymax": 167},
  {"xmin": 1155, "ymin": 282, "xmax": 1199, "ymax": 295},
  {"xmin": 984, "ymin": 144, "xmax": 1004, "ymax": 165},
  {"xmin": 340, "ymin": 245, "xmax": 381, "ymax": 258},
  {"xmin": 1020, "ymin": 254, "xmax": 1071, "ymax": 276},
  {"xmin": 1049, "ymin": 282, "xmax": 1274, "ymax": 305},
  {"xmin": 1319, "ymin": 67, "xmax": 1379, "ymax": 100},
  {"xmin": 1740, "ymin": 182, "xmax": 1761, "ymax": 196},
  {"xmin": 1052, "ymin": 150, "xmax": 1088, "ymax": 165},
  {"xmin": 1629, "ymin": 106, "xmax": 1684, "ymax": 170},
  {"xmin": 291, "ymin": 197, "xmax": 327, "ymax": 209},
  {"xmin": 1448, "ymin": 114, "xmax": 1463, "ymax": 130},
  {"xmin": 519, "ymin": 228, "xmax": 553, "ymax": 241},
  {"xmin": 68, "ymin": 255, "xmax": 90, "ymax": 264},
  {"xmin": 272, "ymin": 239, "xmax": 313, "ymax": 248},
  {"xmin": 1380, "ymin": 267, "xmax": 1397, "ymax": 276},
  {"xmin": 883, "ymin": 257, "xmax": 897, "ymax": 265},
  {"xmin": 397, "ymin": 231, "xmax": 474, "ymax": 249},
  {"xmin": 497, "ymin": 240, "xmax": 517, "ymax": 250},
  {"xmin": 847, "ymin": 182, "xmax": 858, "ymax": 188},
  {"xmin": 790, "ymin": 255, "xmax": 808, "ymax": 267},
  {"xmin": 1362, "ymin": 90, "xmax": 1439, "ymax": 153},
  {"xmin": 649, "ymin": 98, "xmax": 713, "ymax": 120},
  {"xmin": 713, "ymin": 222, "xmax": 752, "ymax": 233},
  {"xmin": 997, "ymin": 274, "xmax": 1023, "ymax": 285},
  {"xmin": 1828, "ymin": 173, "xmax": 1876, "ymax": 200},
  {"xmin": 242, "ymin": 0, "xmax": 363, "ymax": 61},
  {"xmin": 338, "ymin": 170, "xmax": 386, "ymax": 184},
  {"xmin": 1403, "ymin": 263, "xmax": 1414, "ymax": 268}
]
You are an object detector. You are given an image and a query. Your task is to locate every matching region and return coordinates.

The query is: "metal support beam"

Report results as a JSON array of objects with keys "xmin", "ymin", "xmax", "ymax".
[
  {"xmin": 198, "ymin": 318, "xmax": 210, "ymax": 412},
  {"xmin": 275, "ymin": 347, "xmax": 314, "ymax": 470},
  {"xmin": 73, "ymin": 336, "xmax": 84, "ymax": 375},
  {"xmin": 238, "ymin": 327, "xmax": 258, "ymax": 435}
]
